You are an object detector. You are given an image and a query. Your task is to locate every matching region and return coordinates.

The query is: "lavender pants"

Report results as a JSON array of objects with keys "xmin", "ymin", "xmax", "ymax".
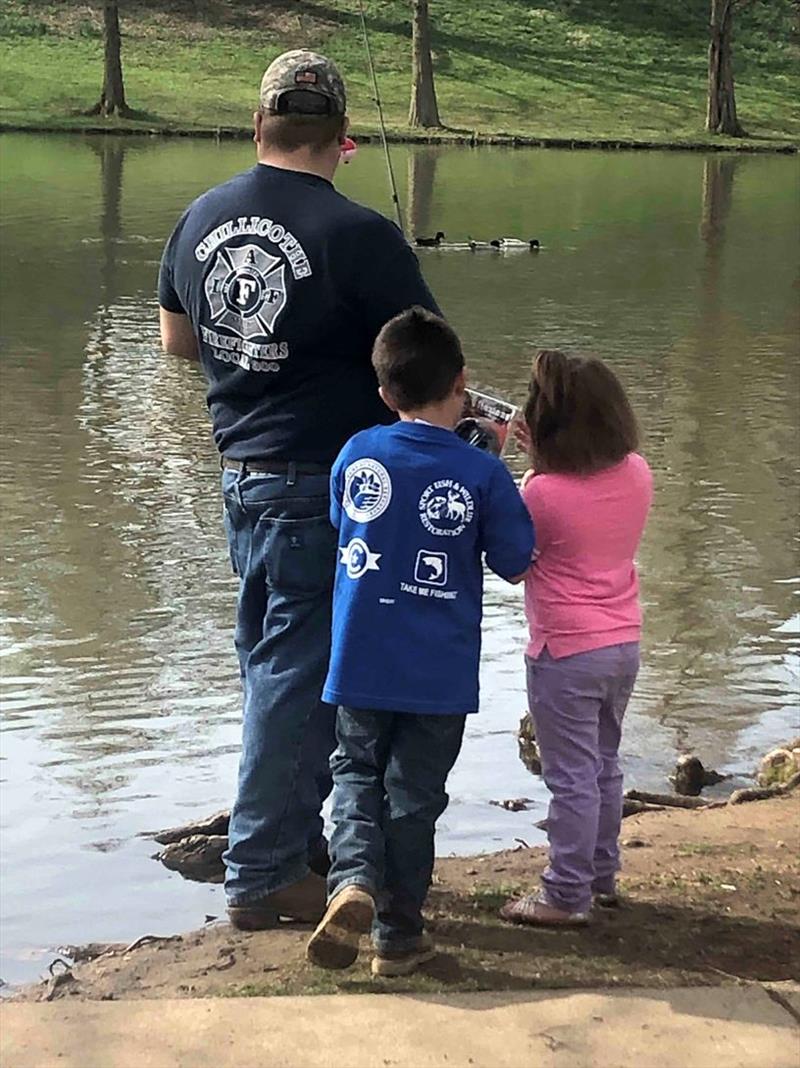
[{"xmin": 526, "ymin": 643, "xmax": 640, "ymax": 914}]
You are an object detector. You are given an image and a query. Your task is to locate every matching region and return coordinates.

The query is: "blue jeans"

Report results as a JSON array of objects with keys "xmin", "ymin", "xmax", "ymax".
[
  {"xmin": 328, "ymin": 707, "xmax": 466, "ymax": 951},
  {"xmin": 221, "ymin": 467, "xmax": 338, "ymax": 905}
]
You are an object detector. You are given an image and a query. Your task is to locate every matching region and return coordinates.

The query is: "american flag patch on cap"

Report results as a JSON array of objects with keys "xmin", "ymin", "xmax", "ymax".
[{"xmin": 295, "ymin": 70, "xmax": 318, "ymax": 85}]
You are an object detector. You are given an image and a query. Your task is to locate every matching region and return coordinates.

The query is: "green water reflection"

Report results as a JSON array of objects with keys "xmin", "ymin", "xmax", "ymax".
[{"xmin": 0, "ymin": 134, "xmax": 797, "ymax": 983}]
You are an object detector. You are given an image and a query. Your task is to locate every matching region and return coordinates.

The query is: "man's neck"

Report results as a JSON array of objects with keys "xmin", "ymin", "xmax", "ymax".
[{"xmin": 256, "ymin": 148, "xmax": 338, "ymax": 183}]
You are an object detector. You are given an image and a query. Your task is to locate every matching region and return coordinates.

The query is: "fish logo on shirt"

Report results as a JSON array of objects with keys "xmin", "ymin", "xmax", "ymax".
[{"xmin": 414, "ymin": 550, "xmax": 448, "ymax": 586}]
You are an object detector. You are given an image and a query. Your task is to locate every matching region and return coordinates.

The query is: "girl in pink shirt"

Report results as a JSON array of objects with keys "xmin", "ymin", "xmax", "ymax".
[{"xmin": 501, "ymin": 350, "xmax": 653, "ymax": 927}]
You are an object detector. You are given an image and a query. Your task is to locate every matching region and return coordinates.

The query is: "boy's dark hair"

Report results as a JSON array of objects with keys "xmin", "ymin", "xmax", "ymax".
[
  {"xmin": 257, "ymin": 109, "xmax": 346, "ymax": 153},
  {"xmin": 372, "ymin": 307, "xmax": 464, "ymax": 411},
  {"xmin": 524, "ymin": 349, "xmax": 639, "ymax": 475}
]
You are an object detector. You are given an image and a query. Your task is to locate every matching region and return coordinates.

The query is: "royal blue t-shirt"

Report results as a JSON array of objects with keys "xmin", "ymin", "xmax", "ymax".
[
  {"xmin": 323, "ymin": 422, "xmax": 536, "ymax": 715},
  {"xmin": 158, "ymin": 164, "xmax": 439, "ymax": 465}
]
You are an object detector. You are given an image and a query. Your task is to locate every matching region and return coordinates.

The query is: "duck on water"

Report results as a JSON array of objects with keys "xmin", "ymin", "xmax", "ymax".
[
  {"xmin": 414, "ymin": 233, "xmax": 541, "ymax": 251},
  {"xmin": 414, "ymin": 231, "xmax": 446, "ymax": 247}
]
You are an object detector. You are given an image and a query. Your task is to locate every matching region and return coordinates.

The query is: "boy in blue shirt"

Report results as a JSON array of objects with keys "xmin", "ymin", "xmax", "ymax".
[{"xmin": 306, "ymin": 307, "xmax": 535, "ymax": 977}]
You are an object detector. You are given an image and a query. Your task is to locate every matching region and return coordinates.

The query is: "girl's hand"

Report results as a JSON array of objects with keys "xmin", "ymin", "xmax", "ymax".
[
  {"xmin": 513, "ymin": 417, "xmax": 530, "ymax": 454},
  {"xmin": 520, "ymin": 468, "xmax": 536, "ymax": 490}
]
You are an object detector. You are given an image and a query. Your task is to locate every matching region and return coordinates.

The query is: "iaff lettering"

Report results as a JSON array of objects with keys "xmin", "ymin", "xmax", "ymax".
[
  {"xmin": 400, "ymin": 582, "xmax": 457, "ymax": 601},
  {"xmin": 195, "ymin": 216, "xmax": 312, "ymax": 279}
]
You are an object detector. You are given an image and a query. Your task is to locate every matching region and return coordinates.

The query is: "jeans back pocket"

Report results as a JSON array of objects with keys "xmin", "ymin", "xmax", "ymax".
[{"xmin": 264, "ymin": 513, "xmax": 338, "ymax": 598}]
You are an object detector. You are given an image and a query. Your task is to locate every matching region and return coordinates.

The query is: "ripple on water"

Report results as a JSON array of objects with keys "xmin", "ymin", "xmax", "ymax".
[{"xmin": 1, "ymin": 137, "xmax": 798, "ymax": 985}]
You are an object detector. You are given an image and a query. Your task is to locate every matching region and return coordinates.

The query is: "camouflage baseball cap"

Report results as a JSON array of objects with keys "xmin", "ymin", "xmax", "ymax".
[{"xmin": 260, "ymin": 50, "xmax": 346, "ymax": 116}]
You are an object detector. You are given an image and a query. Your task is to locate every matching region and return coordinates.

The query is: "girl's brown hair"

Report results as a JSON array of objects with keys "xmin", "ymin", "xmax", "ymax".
[{"xmin": 523, "ymin": 349, "xmax": 639, "ymax": 475}]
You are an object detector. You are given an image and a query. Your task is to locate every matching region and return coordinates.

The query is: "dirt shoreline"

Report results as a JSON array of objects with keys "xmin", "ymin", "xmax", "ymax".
[
  {"xmin": 1, "ymin": 120, "xmax": 797, "ymax": 154},
  {"xmin": 16, "ymin": 793, "xmax": 799, "ymax": 1003}
]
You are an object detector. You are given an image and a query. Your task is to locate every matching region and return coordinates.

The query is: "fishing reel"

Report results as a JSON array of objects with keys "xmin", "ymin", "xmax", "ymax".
[{"xmin": 454, "ymin": 417, "xmax": 502, "ymax": 457}]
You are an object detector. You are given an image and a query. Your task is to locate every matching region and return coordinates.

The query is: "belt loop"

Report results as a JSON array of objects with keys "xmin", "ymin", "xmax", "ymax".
[
  {"xmin": 286, "ymin": 461, "xmax": 297, "ymax": 487},
  {"xmin": 234, "ymin": 459, "xmax": 248, "ymax": 507}
]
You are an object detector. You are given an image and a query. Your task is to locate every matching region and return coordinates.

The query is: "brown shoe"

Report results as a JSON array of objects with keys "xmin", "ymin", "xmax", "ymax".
[
  {"xmin": 306, "ymin": 886, "xmax": 376, "ymax": 970},
  {"xmin": 227, "ymin": 872, "xmax": 327, "ymax": 931},
  {"xmin": 371, "ymin": 933, "xmax": 436, "ymax": 977}
]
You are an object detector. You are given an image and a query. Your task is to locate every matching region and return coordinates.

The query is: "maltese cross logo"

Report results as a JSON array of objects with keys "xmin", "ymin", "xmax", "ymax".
[{"xmin": 204, "ymin": 243, "xmax": 287, "ymax": 339}]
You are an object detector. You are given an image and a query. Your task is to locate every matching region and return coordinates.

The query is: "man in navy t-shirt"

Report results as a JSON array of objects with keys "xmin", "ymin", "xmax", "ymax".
[
  {"xmin": 306, "ymin": 308, "xmax": 535, "ymax": 977},
  {"xmin": 158, "ymin": 51, "xmax": 439, "ymax": 930}
]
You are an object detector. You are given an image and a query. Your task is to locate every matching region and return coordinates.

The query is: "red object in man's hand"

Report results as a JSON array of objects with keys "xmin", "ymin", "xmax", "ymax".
[{"xmin": 340, "ymin": 136, "xmax": 358, "ymax": 163}]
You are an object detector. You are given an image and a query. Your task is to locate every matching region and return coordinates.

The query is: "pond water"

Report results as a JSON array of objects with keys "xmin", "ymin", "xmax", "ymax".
[{"xmin": 0, "ymin": 133, "xmax": 798, "ymax": 987}]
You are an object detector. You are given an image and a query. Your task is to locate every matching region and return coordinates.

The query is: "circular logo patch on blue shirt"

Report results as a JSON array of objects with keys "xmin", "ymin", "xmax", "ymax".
[
  {"xmin": 343, "ymin": 459, "xmax": 393, "ymax": 523},
  {"xmin": 419, "ymin": 479, "xmax": 475, "ymax": 537}
]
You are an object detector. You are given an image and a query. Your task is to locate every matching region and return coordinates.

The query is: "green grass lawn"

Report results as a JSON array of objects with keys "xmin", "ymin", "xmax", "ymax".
[{"xmin": 0, "ymin": 0, "xmax": 797, "ymax": 147}]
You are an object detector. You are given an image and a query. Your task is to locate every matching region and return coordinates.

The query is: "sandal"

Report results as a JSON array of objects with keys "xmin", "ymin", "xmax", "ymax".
[{"xmin": 499, "ymin": 894, "xmax": 590, "ymax": 927}]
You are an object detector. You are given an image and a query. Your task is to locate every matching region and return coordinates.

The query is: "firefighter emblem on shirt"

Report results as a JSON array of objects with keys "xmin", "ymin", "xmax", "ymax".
[{"xmin": 204, "ymin": 243, "xmax": 287, "ymax": 340}]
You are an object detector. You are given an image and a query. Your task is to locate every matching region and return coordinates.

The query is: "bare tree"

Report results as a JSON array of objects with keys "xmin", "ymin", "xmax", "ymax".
[
  {"xmin": 408, "ymin": 0, "xmax": 442, "ymax": 129},
  {"xmin": 87, "ymin": 1, "xmax": 132, "ymax": 118},
  {"xmin": 706, "ymin": 0, "xmax": 745, "ymax": 136}
]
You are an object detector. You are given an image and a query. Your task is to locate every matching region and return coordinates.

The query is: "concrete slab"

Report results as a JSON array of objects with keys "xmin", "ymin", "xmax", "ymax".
[
  {"xmin": 2, "ymin": 987, "xmax": 798, "ymax": 1068},
  {"xmin": 767, "ymin": 983, "xmax": 800, "ymax": 1023}
]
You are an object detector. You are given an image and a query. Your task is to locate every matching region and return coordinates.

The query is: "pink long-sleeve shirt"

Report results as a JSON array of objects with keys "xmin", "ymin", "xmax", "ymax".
[{"xmin": 521, "ymin": 452, "xmax": 653, "ymax": 659}]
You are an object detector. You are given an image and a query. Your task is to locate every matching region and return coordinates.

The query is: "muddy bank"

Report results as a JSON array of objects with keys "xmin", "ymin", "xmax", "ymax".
[
  {"xmin": 17, "ymin": 793, "xmax": 799, "ymax": 1002},
  {"xmin": 1, "ymin": 120, "xmax": 797, "ymax": 154}
]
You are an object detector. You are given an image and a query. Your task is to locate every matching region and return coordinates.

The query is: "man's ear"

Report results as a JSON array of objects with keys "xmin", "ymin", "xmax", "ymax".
[
  {"xmin": 379, "ymin": 385, "xmax": 399, "ymax": 412},
  {"xmin": 454, "ymin": 369, "xmax": 467, "ymax": 394},
  {"xmin": 253, "ymin": 110, "xmax": 262, "ymax": 145},
  {"xmin": 339, "ymin": 115, "xmax": 350, "ymax": 145}
]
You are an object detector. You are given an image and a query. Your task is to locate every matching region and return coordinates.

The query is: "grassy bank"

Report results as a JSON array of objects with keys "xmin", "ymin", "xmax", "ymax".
[
  {"xmin": 17, "ymin": 793, "xmax": 800, "ymax": 1001},
  {"xmin": 0, "ymin": 0, "xmax": 798, "ymax": 149}
]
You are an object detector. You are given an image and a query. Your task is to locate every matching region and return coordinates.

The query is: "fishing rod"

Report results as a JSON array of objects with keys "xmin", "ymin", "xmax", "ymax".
[{"xmin": 357, "ymin": 0, "xmax": 405, "ymax": 235}]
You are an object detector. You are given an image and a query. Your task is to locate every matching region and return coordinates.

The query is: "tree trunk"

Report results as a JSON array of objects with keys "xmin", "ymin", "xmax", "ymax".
[
  {"xmin": 408, "ymin": 0, "xmax": 442, "ymax": 129},
  {"xmin": 706, "ymin": 0, "xmax": 744, "ymax": 136},
  {"xmin": 87, "ymin": 1, "xmax": 131, "ymax": 117}
]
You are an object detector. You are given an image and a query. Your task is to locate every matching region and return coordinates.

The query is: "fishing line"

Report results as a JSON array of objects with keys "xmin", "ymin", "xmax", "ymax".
[{"xmin": 356, "ymin": 0, "xmax": 405, "ymax": 235}]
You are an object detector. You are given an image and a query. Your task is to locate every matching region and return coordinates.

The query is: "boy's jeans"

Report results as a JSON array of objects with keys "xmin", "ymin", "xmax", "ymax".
[
  {"xmin": 526, "ymin": 643, "xmax": 640, "ymax": 914},
  {"xmin": 327, "ymin": 707, "xmax": 466, "ymax": 951},
  {"xmin": 221, "ymin": 466, "xmax": 338, "ymax": 905}
]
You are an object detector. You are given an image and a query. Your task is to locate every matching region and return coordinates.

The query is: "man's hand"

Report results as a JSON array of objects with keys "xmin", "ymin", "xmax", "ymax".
[{"xmin": 160, "ymin": 308, "xmax": 199, "ymax": 361}]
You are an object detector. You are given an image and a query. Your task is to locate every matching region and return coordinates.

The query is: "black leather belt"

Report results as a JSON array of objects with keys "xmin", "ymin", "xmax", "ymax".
[{"xmin": 221, "ymin": 457, "xmax": 330, "ymax": 476}]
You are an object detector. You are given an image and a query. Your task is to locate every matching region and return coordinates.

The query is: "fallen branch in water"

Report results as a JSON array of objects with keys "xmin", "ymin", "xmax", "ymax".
[
  {"xmin": 728, "ymin": 770, "xmax": 800, "ymax": 805},
  {"xmin": 122, "ymin": 934, "xmax": 182, "ymax": 955},
  {"xmin": 625, "ymin": 789, "xmax": 711, "ymax": 810},
  {"xmin": 490, "ymin": 797, "xmax": 535, "ymax": 812},
  {"xmin": 622, "ymin": 799, "xmax": 666, "ymax": 817}
]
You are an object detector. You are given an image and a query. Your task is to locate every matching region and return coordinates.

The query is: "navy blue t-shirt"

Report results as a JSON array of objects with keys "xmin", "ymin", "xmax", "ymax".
[
  {"xmin": 158, "ymin": 165, "xmax": 439, "ymax": 464},
  {"xmin": 323, "ymin": 422, "xmax": 536, "ymax": 715}
]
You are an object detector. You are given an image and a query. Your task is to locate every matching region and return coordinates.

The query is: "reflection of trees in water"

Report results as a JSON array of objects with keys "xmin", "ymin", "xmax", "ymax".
[
  {"xmin": 700, "ymin": 155, "xmax": 739, "ymax": 306},
  {"xmin": 7, "ymin": 140, "xmax": 236, "ymax": 809},
  {"xmin": 637, "ymin": 155, "xmax": 798, "ymax": 767},
  {"xmin": 406, "ymin": 148, "xmax": 439, "ymax": 239}
]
